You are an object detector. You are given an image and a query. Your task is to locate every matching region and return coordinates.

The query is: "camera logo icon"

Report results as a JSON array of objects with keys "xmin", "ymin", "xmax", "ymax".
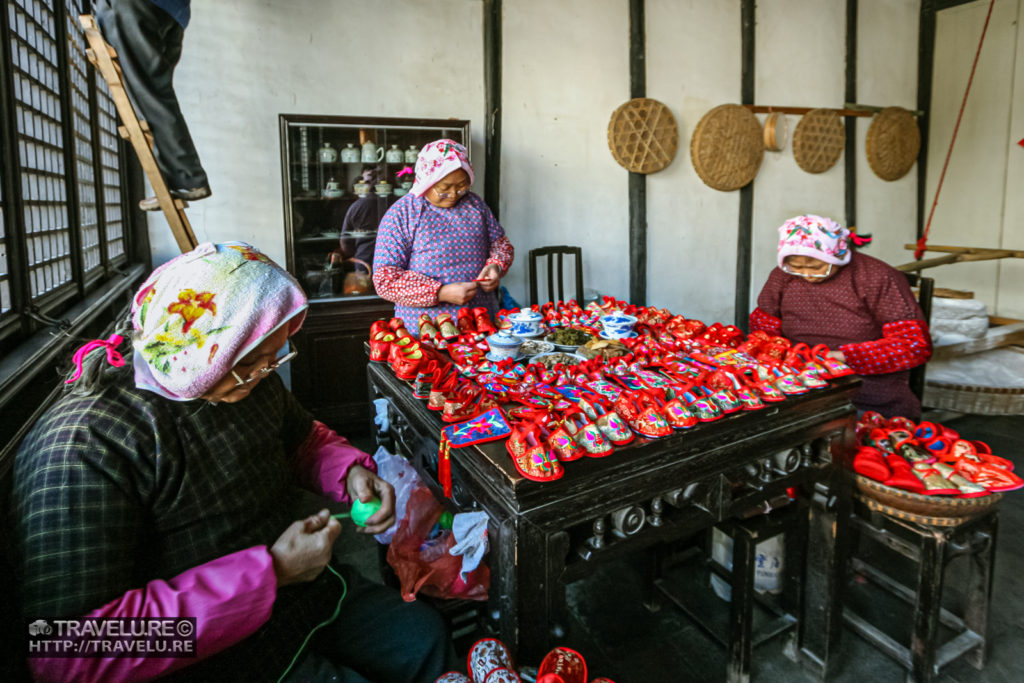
[{"xmin": 28, "ymin": 619, "xmax": 52, "ymax": 636}]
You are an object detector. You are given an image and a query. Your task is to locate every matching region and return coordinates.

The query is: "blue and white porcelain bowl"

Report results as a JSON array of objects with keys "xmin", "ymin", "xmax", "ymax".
[
  {"xmin": 600, "ymin": 312, "xmax": 638, "ymax": 339},
  {"xmin": 507, "ymin": 308, "xmax": 544, "ymax": 338},
  {"xmin": 486, "ymin": 330, "xmax": 524, "ymax": 361}
]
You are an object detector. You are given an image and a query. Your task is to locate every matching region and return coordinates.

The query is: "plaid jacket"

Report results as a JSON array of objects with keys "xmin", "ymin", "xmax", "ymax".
[{"xmin": 12, "ymin": 372, "xmax": 346, "ymax": 680}]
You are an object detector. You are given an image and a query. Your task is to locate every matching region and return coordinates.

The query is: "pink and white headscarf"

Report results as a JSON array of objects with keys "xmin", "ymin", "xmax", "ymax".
[
  {"xmin": 777, "ymin": 214, "xmax": 851, "ymax": 270},
  {"xmin": 410, "ymin": 139, "xmax": 474, "ymax": 198},
  {"xmin": 130, "ymin": 242, "xmax": 308, "ymax": 400}
]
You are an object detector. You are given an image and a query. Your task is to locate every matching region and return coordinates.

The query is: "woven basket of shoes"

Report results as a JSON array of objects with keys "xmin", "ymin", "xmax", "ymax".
[
  {"xmin": 690, "ymin": 104, "xmax": 764, "ymax": 191},
  {"xmin": 865, "ymin": 106, "xmax": 920, "ymax": 181},
  {"xmin": 792, "ymin": 108, "xmax": 845, "ymax": 173},
  {"xmin": 853, "ymin": 474, "xmax": 1002, "ymax": 526},
  {"xmin": 607, "ymin": 98, "xmax": 679, "ymax": 174}
]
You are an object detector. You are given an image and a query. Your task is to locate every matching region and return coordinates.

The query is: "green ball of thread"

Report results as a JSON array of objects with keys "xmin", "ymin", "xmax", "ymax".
[
  {"xmin": 350, "ymin": 498, "xmax": 382, "ymax": 527},
  {"xmin": 438, "ymin": 511, "xmax": 454, "ymax": 530}
]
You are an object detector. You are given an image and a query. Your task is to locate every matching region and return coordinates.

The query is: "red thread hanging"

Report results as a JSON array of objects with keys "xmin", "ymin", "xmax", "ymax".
[{"xmin": 916, "ymin": 0, "xmax": 996, "ymax": 261}]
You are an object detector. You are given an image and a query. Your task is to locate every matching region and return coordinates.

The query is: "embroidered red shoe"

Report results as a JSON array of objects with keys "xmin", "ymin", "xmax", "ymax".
[
  {"xmin": 368, "ymin": 330, "xmax": 394, "ymax": 363},
  {"xmin": 468, "ymin": 638, "xmax": 515, "ymax": 683},
  {"xmin": 537, "ymin": 647, "xmax": 587, "ymax": 683},
  {"xmin": 563, "ymin": 411, "xmax": 615, "ymax": 457},
  {"xmin": 456, "ymin": 307, "xmax": 477, "ymax": 335},
  {"xmin": 474, "ymin": 306, "xmax": 497, "ymax": 335},
  {"xmin": 853, "ymin": 446, "xmax": 890, "ymax": 481},
  {"xmin": 505, "ymin": 424, "xmax": 565, "ymax": 481}
]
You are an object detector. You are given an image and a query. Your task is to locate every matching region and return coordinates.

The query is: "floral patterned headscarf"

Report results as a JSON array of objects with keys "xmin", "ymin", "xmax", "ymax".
[
  {"xmin": 410, "ymin": 139, "xmax": 475, "ymax": 198},
  {"xmin": 776, "ymin": 215, "xmax": 851, "ymax": 270},
  {"xmin": 131, "ymin": 242, "xmax": 307, "ymax": 400}
]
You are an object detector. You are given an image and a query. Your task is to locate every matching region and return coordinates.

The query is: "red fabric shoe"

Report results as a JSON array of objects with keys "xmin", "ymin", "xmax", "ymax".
[{"xmin": 537, "ymin": 647, "xmax": 587, "ymax": 683}]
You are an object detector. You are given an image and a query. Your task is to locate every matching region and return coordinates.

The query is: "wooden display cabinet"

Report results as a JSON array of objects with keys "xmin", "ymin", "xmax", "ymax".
[{"xmin": 279, "ymin": 114, "xmax": 470, "ymax": 434}]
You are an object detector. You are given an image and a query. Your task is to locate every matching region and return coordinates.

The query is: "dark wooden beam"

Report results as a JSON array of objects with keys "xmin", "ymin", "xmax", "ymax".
[
  {"xmin": 735, "ymin": 0, "xmax": 755, "ymax": 331},
  {"xmin": 628, "ymin": 0, "xmax": 646, "ymax": 305},
  {"xmin": 845, "ymin": 0, "xmax": 858, "ymax": 232},
  {"xmin": 917, "ymin": 0, "xmax": 936, "ymax": 240},
  {"xmin": 483, "ymin": 0, "xmax": 502, "ymax": 220}
]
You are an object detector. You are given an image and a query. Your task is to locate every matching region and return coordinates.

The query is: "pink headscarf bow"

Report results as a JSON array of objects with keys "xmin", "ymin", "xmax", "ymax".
[
  {"xmin": 410, "ymin": 139, "xmax": 474, "ymax": 198},
  {"xmin": 65, "ymin": 334, "xmax": 125, "ymax": 384}
]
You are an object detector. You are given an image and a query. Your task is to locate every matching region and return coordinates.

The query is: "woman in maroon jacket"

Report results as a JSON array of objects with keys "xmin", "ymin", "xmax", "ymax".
[{"xmin": 750, "ymin": 215, "xmax": 932, "ymax": 419}]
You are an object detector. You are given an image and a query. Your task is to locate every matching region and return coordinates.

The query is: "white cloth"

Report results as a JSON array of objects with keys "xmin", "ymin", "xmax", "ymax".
[{"xmin": 448, "ymin": 511, "xmax": 489, "ymax": 580}]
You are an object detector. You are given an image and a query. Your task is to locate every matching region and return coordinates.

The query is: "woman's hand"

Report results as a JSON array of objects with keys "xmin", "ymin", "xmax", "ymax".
[
  {"xmin": 826, "ymin": 350, "xmax": 846, "ymax": 363},
  {"xmin": 269, "ymin": 509, "xmax": 341, "ymax": 587},
  {"xmin": 345, "ymin": 464, "xmax": 397, "ymax": 535},
  {"xmin": 438, "ymin": 282, "xmax": 479, "ymax": 305},
  {"xmin": 475, "ymin": 264, "xmax": 501, "ymax": 292}
]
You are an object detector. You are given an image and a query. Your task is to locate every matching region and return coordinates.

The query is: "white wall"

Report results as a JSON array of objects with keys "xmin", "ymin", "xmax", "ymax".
[
  {"xmin": 499, "ymin": 0, "xmax": 630, "ymax": 307},
  {"xmin": 150, "ymin": 0, "xmax": 485, "ymax": 266},
  {"xmin": 925, "ymin": 0, "xmax": 1023, "ymax": 317},
  {"xmin": 166, "ymin": 0, "xmax": 922, "ymax": 326}
]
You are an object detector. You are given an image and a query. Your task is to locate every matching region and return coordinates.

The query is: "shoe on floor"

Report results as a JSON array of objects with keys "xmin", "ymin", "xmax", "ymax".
[{"xmin": 139, "ymin": 185, "xmax": 211, "ymax": 211}]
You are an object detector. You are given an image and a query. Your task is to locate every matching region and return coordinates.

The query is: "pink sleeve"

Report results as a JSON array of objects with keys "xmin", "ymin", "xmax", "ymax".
[
  {"xmin": 292, "ymin": 420, "xmax": 378, "ymax": 503},
  {"xmin": 29, "ymin": 546, "xmax": 277, "ymax": 683}
]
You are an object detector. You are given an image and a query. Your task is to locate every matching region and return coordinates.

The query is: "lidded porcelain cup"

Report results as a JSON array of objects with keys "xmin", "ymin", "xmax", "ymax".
[
  {"xmin": 486, "ymin": 330, "xmax": 523, "ymax": 360},
  {"xmin": 507, "ymin": 308, "xmax": 544, "ymax": 338},
  {"xmin": 340, "ymin": 143, "xmax": 359, "ymax": 163},
  {"xmin": 385, "ymin": 144, "xmax": 404, "ymax": 163}
]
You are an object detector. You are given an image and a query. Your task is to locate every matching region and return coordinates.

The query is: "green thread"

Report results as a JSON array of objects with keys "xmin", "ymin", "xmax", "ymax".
[{"xmin": 275, "ymin": 565, "xmax": 347, "ymax": 682}]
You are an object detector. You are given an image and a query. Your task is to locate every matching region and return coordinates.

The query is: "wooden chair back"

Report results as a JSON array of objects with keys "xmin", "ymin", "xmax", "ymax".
[{"xmin": 528, "ymin": 245, "xmax": 584, "ymax": 306}]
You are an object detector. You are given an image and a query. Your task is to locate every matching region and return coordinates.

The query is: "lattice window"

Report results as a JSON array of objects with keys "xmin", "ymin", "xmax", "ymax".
[
  {"xmin": 65, "ymin": 1, "xmax": 99, "ymax": 275},
  {"xmin": 95, "ymin": 71, "xmax": 124, "ymax": 262},
  {"xmin": 9, "ymin": 0, "xmax": 72, "ymax": 301}
]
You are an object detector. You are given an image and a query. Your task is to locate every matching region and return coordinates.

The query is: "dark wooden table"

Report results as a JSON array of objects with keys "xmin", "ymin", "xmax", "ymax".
[{"xmin": 368, "ymin": 361, "xmax": 859, "ymax": 676}]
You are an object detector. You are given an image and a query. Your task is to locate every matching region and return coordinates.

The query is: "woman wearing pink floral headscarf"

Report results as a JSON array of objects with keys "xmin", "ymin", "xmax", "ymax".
[
  {"xmin": 751, "ymin": 215, "xmax": 932, "ymax": 419},
  {"xmin": 373, "ymin": 139, "xmax": 514, "ymax": 330},
  {"xmin": 13, "ymin": 242, "xmax": 450, "ymax": 682}
]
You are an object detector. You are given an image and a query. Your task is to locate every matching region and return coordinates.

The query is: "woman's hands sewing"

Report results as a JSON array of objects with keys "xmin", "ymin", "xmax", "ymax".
[
  {"xmin": 270, "ymin": 509, "xmax": 340, "ymax": 587},
  {"xmin": 438, "ymin": 281, "xmax": 478, "ymax": 305},
  {"xmin": 475, "ymin": 264, "xmax": 501, "ymax": 292},
  {"xmin": 345, "ymin": 464, "xmax": 397, "ymax": 535}
]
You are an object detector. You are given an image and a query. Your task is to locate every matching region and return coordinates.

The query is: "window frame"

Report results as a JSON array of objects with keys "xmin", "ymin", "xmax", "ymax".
[{"xmin": 0, "ymin": 0, "xmax": 148, "ymax": 425}]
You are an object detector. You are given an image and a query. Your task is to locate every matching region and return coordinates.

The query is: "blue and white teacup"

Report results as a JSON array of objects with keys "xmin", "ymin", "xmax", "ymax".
[
  {"xmin": 507, "ymin": 308, "xmax": 544, "ymax": 338},
  {"xmin": 600, "ymin": 312, "xmax": 638, "ymax": 339},
  {"xmin": 486, "ymin": 330, "xmax": 523, "ymax": 360}
]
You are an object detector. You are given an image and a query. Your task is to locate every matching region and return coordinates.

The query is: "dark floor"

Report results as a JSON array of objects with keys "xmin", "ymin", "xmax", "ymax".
[{"xmin": 334, "ymin": 414, "xmax": 1024, "ymax": 683}]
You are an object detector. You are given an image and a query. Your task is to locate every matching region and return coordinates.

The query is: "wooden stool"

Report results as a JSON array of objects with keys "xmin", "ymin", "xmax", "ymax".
[
  {"xmin": 654, "ymin": 498, "xmax": 809, "ymax": 683},
  {"xmin": 845, "ymin": 502, "xmax": 997, "ymax": 683}
]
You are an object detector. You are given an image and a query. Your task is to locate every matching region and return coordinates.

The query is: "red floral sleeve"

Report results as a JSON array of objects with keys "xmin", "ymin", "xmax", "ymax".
[
  {"xmin": 749, "ymin": 307, "xmax": 782, "ymax": 336},
  {"xmin": 373, "ymin": 265, "xmax": 442, "ymax": 307},
  {"xmin": 485, "ymin": 235, "xmax": 514, "ymax": 276},
  {"xmin": 839, "ymin": 319, "xmax": 932, "ymax": 375}
]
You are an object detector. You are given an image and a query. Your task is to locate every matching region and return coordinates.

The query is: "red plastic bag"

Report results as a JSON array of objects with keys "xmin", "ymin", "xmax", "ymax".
[{"xmin": 386, "ymin": 487, "xmax": 489, "ymax": 602}]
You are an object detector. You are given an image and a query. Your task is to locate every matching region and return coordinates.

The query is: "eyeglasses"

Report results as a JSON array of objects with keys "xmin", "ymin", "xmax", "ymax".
[
  {"xmin": 432, "ymin": 183, "xmax": 470, "ymax": 200},
  {"xmin": 232, "ymin": 345, "xmax": 298, "ymax": 386},
  {"xmin": 781, "ymin": 263, "xmax": 833, "ymax": 279}
]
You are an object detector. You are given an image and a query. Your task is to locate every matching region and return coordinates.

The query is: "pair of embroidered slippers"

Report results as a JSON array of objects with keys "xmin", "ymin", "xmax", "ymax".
[{"xmin": 435, "ymin": 637, "xmax": 614, "ymax": 683}]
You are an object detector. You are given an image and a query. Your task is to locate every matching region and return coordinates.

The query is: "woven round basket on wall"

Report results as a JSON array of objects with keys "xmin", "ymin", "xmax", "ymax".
[
  {"xmin": 689, "ymin": 104, "xmax": 764, "ymax": 191},
  {"xmin": 924, "ymin": 380, "xmax": 1024, "ymax": 415},
  {"xmin": 607, "ymin": 98, "xmax": 679, "ymax": 174},
  {"xmin": 865, "ymin": 106, "xmax": 921, "ymax": 181},
  {"xmin": 792, "ymin": 108, "xmax": 845, "ymax": 173}
]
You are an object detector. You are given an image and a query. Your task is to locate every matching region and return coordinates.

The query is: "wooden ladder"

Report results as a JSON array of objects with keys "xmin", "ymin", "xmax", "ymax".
[{"xmin": 79, "ymin": 14, "xmax": 198, "ymax": 253}]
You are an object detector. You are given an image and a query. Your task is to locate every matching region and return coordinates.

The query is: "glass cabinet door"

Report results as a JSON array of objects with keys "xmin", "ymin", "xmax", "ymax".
[{"xmin": 279, "ymin": 115, "xmax": 471, "ymax": 302}]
